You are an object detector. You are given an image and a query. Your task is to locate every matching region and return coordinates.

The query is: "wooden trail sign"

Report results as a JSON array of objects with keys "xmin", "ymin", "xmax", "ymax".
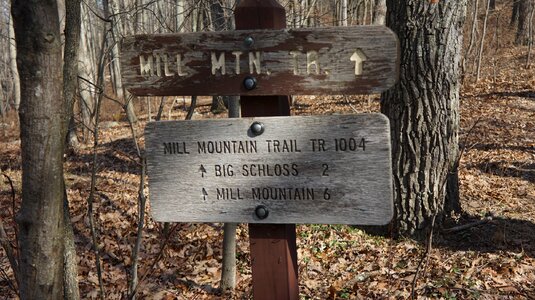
[
  {"xmin": 121, "ymin": 1, "xmax": 398, "ymax": 298},
  {"xmin": 145, "ymin": 114, "xmax": 393, "ymax": 225},
  {"xmin": 120, "ymin": 26, "xmax": 399, "ymax": 96}
]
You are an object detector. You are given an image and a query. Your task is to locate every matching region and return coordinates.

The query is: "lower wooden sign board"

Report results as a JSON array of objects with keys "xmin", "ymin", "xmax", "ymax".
[{"xmin": 145, "ymin": 114, "xmax": 393, "ymax": 225}]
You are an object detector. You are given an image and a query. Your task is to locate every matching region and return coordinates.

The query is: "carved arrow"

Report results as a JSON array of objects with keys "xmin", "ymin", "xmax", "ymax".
[
  {"xmin": 350, "ymin": 49, "xmax": 367, "ymax": 76},
  {"xmin": 199, "ymin": 164, "xmax": 207, "ymax": 178},
  {"xmin": 202, "ymin": 188, "xmax": 208, "ymax": 201}
]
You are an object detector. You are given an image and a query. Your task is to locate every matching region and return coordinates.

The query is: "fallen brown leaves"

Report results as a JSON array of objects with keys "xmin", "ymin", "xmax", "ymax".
[{"xmin": 1, "ymin": 87, "xmax": 534, "ymax": 299}]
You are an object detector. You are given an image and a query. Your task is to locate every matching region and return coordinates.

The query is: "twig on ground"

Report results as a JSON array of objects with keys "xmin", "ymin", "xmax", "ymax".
[
  {"xmin": 343, "ymin": 95, "xmax": 359, "ymax": 113},
  {"xmin": 442, "ymin": 216, "xmax": 493, "ymax": 233}
]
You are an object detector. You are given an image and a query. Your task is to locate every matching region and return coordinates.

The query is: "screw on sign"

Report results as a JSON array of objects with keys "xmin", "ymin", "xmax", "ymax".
[
  {"xmin": 255, "ymin": 205, "xmax": 269, "ymax": 220},
  {"xmin": 250, "ymin": 121, "xmax": 264, "ymax": 136},
  {"xmin": 244, "ymin": 36, "xmax": 255, "ymax": 47},
  {"xmin": 120, "ymin": 0, "xmax": 399, "ymax": 298},
  {"xmin": 243, "ymin": 76, "xmax": 257, "ymax": 91}
]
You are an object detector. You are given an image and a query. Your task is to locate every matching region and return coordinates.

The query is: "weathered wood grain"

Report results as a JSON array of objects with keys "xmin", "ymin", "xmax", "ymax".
[
  {"xmin": 145, "ymin": 114, "xmax": 393, "ymax": 225},
  {"xmin": 120, "ymin": 26, "xmax": 399, "ymax": 96}
]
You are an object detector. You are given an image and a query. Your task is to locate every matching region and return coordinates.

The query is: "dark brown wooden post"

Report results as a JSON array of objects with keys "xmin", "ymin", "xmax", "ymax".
[{"xmin": 234, "ymin": 1, "xmax": 299, "ymax": 299}]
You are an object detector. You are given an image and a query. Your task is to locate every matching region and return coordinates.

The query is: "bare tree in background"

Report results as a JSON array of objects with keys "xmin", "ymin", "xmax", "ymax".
[
  {"xmin": 8, "ymin": 13, "xmax": 20, "ymax": 111},
  {"xmin": 512, "ymin": 0, "xmax": 520, "ymax": 26},
  {"xmin": 515, "ymin": 0, "xmax": 535, "ymax": 45},
  {"xmin": 210, "ymin": 0, "xmax": 228, "ymax": 114},
  {"xmin": 372, "ymin": 0, "xmax": 386, "ymax": 25},
  {"xmin": 62, "ymin": 0, "xmax": 83, "ymax": 297}
]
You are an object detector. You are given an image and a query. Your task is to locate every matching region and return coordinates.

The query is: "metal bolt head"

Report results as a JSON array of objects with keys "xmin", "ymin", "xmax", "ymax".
[
  {"xmin": 250, "ymin": 121, "xmax": 264, "ymax": 136},
  {"xmin": 243, "ymin": 76, "xmax": 257, "ymax": 90},
  {"xmin": 255, "ymin": 205, "xmax": 269, "ymax": 220},
  {"xmin": 244, "ymin": 36, "xmax": 254, "ymax": 47}
]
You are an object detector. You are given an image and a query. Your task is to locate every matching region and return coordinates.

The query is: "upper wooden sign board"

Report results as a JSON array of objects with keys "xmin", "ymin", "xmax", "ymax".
[
  {"xmin": 120, "ymin": 26, "xmax": 399, "ymax": 96},
  {"xmin": 145, "ymin": 114, "xmax": 393, "ymax": 225}
]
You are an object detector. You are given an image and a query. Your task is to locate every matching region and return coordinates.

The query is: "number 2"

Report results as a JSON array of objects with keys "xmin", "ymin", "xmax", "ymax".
[{"xmin": 322, "ymin": 164, "xmax": 329, "ymax": 176}]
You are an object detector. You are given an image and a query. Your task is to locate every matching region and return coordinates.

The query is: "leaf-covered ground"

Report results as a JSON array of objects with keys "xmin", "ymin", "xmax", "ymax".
[{"xmin": 1, "ymin": 8, "xmax": 535, "ymax": 300}]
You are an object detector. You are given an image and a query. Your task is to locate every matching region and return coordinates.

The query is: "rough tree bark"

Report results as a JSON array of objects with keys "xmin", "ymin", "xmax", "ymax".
[
  {"xmin": 11, "ymin": 0, "xmax": 66, "ymax": 298},
  {"xmin": 381, "ymin": 0, "xmax": 467, "ymax": 238}
]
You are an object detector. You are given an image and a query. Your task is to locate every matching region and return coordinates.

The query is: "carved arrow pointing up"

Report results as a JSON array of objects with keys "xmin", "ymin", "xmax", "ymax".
[
  {"xmin": 202, "ymin": 188, "xmax": 208, "ymax": 201},
  {"xmin": 350, "ymin": 49, "xmax": 367, "ymax": 76},
  {"xmin": 199, "ymin": 164, "xmax": 207, "ymax": 178}
]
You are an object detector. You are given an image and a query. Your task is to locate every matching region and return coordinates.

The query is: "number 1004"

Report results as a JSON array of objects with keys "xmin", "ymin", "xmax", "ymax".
[{"xmin": 334, "ymin": 138, "xmax": 366, "ymax": 152}]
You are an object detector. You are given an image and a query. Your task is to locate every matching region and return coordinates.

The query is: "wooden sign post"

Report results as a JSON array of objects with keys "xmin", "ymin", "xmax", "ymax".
[
  {"xmin": 234, "ymin": 2, "xmax": 299, "ymax": 299},
  {"xmin": 120, "ymin": 0, "xmax": 399, "ymax": 298}
]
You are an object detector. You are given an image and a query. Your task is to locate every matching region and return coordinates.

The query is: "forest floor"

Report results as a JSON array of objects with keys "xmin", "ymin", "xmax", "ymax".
[{"xmin": 1, "ymin": 19, "xmax": 535, "ymax": 300}]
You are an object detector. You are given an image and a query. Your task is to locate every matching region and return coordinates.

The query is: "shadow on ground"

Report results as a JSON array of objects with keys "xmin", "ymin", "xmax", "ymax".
[
  {"xmin": 66, "ymin": 137, "xmax": 141, "ymax": 175},
  {"xmin": 480, "ymin": 90, "xmax": 535, "ymax": 100},
  {"xmin": 465, "ymin": 160, "xmax": 535, "ymax": 183},
  {"xmin": 465, "ymin": 143, "xmax": 535, "ymax": 154},
  {"xmin": 437, "ymin": 215, "xmax": 535, "ymax": 257}
]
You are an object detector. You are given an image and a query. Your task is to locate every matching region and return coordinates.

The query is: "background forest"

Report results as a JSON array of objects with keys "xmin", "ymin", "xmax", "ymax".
[{"xmin": 0, "ymin": 0, "xmax": 534, "ymax": 299}]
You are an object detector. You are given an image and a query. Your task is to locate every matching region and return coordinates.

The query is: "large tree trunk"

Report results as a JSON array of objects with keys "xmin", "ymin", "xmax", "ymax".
[
  {"xmin": 11, "ymin": 0, "xmax": 66, "ymax": 298},
  {"xmin": 381, "ymin": 0, "xmax": 467, "ymax": 238},
  {"xmin": 516, "ymin": 0, "xmax": 535, "ymax": 45}
]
